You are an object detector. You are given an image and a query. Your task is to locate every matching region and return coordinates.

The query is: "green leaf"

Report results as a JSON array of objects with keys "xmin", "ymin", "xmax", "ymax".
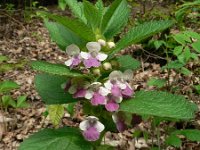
[
  {"xmin": 65, "ymin": 103, "xmax": 76, "ymax": 116},
  {"xmin": 0, "ymin": 81, "xmax": 19, "ymax": 93},
  {"xmin": 16, "ymin": 96, "xmax": 29, "ymax": 108},
  {"xmin": 0, "ymin": 55, "xmax": 8, "ymax": 63},
  {"xmin": 173, "ymin": 33, "xmax": 191, "ymax": 45},
  {"xmin": 83, "ymin": 1, "xmax": 101, "ymax": 29},
  {"xmin": 35, "ymin": 74, "xmax": 77, "ymax": 104},
  {"xmin": 1, "ymin": 95, "xmax": 12, "ymax": 107},
  {"xmin": 101, "ymin": 0, "xmax": 130, "ymax": 39},
  {"xmin": 180, "ymin": 67, "xmax": 191, "ymax": 76},
  {"xmin": 162, "ymin": 60, "xmax": 184, "ymax": 70},
  {"xmin": 184, "ymin": 31, "xmax": 200, "ymax": 40},
  {"xmin": 64, "ymin": 0, "xmax": 86, "ymax": 23},
  {"xmin": 96, "ymin": 145, "xmax": 115, "ymax": 150},
  {"xmin": 165, "ymin": 134, "xmax": 182, "ymax": 147},
  {"xmin": 191, "ymin": 41, "xmax": 200, "ymax": 53},
  {"xmin": 117, "ymin": 55, "xmax": 140, "ymax": 71},
  {"xmin": 194, "ymin": 85, "xmax": 200, "ymax": 94},
  {"xmin": 173, "ymin": 46, "xmax": 183, "ymax": 56},
  {"xmin": 120, "ymin": 90, "xmax": 198, "ymax": 120},
  {"xmin": 172, "ymin": 129, "xmax": 200, "ymax": 142},
  {"xmin": 147, "ymin": 78, "xmax": 166, "ymax": 88},
  {"xmin": 48, "ymin": 105, "xmax": 64, "ymax": 126},
  {"xmin": 19, "ymin": 127, "xmax": 93, "ymax": 150},
  {"xmin": 31, "ymin": 61, "xmax": 84, "ymax": 78},
  {"xmin": 110, "ymin": 20, "xmax": 174, "ymax": 57},
  {"xmin": 40, "ymin": 11, "xmax": 95, "ymax": 41},
  {"xmin": 58, "ymin": 0, "xmax": 66, "ymax": 10},
  {"xmin": 44, "ymin": 20, "xmax": 85, "ymax": 50},
  {"xmin": 95, "ymin": 0, "xmax": 105, "ymax": 18}
]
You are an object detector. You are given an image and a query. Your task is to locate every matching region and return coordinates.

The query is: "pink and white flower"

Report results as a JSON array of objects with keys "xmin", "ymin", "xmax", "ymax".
[
  {"xmin": 81, "ymin": 42, "xmax": 108, "ymax": 68},
  {"xmin": 85, "ymin": 82, "xmax": 110, "ymax": 106},
  {"xmin": 65, "ymin": 44, "xmax": 82, "ymax": 68},
  {"xmin": 79, "ymin": 116, "xmax": 105, "ymax": 141}
]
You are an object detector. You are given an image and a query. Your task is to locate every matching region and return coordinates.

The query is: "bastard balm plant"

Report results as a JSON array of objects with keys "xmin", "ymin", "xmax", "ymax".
[{"xmin": 19, "ymin": 0, "xmax": 198, "ymax": 149}]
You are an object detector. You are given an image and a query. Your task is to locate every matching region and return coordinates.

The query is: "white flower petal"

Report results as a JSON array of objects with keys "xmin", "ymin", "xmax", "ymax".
[
  {"xmin": 123, "ymin": 69, "xmax": 133, "ymax": 81},
  {"xmin": 87, "ymin": 116, "xmax": 98, "ymax": 120},
  {"xmin": 96, "ymin": 53, "xmax": 108, "ymax": 61},
  {"xmin": 112, "ymin": 113, "xmax": 118, "ymax": 123},
  {"xmin": 80, "ymin": 52, "xmax": 90, "ymax": 59},
  {"xmin": 86, "ymin": 42, "xmax": 101, "ymax": 52},
  {"xmin": 95, "ymin": 121, "xmax": 105, "ymax": 132},
  {"xmin": 115, "ymin": 96, "xmax": 123, "ymax": 103},
  {"xmin": 66, "ymin": 44, "xmax": 80, "ymax": 56},
  {"xmin": 117, "ymin": 81, "xmax": 127, "ymax": 90},
  {"xmin": 99, "ymin": 87, "xmax": 110, "ymax": 96},
  {"xmin": 104, "ymin": 81, "xmax": 112, "ymax": 90},
  {"xmin": 64, "ymin": 59, "xmax": 73, "ymax": 66},
  {"xmin": 79, "ymin": 120, "xmax": 89, "ymax": 131},
  {"xmin": 85, "ymin": 90, "xmax": 94, "ymax": 99}
]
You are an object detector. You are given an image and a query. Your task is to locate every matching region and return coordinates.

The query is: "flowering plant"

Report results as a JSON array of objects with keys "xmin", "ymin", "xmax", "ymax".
[{"xmin": 19, "ymin": 0, "xmax": 198, "ymax": 149}]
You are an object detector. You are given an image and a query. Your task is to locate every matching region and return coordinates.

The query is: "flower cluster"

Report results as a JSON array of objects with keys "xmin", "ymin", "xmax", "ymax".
[{"xmin": 65, "ymin": 41, "xmax": 109, "ymax": 69}]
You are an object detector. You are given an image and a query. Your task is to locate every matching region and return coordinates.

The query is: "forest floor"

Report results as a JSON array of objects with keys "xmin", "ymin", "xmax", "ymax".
[{"xmin": 0, "ymin": 8, "xmax": 200, "ymax": 150}]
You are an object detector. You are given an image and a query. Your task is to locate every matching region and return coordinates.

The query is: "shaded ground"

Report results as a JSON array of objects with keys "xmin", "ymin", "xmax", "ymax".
[{"xmin": 0, "ymin": 9, "xmax": 200, "ymax": 150}]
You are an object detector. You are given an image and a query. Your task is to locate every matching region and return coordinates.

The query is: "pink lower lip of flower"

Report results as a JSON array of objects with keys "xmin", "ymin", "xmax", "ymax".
[
  {"xmin": 111, "ymin": 84, "xmax": 122, "ymax": 97},
  {"xmin": 83, "ymin": 126, "xmax": 100, "ymax": 141},
  {"xmin": 73, "ymin": 89, "xmax": 87, "ymax": 98},
  {"xmin": 91, "ymin": 92, "xmax": 106, "ymax": 105},
  {"xmin": 72, "ymin": 57, "xmax": 81, "ymax": 67},
  {"xmin": 105, "ymin": 100, "xmax": 119, "ymax": 112},
  {"xmin": 122, "ymin": 85, "xmax": 133, "ymax": 97},
  {"xmin": 116, "ymin": 119, "xmax": 127, "ymax": 132},
  {"xmin": 83, "ymin": 57, "xmax": 101, "ymax": 68}
]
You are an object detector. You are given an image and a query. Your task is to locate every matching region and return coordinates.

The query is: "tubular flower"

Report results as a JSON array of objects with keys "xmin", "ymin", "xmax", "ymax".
[
  {"xmin": 81, "ymin": 42, "xmax": 108, "ymax": 68},
  {"xmin": 79, "ymin": 116, "xmax": 105, "ymax": 141},
  {"xmin": 85, "ymin": 82, "xmax": 110, "ymax": 106},
  {"xmin": 65, "ymin": 44, "xmax": 81, "ymax": 68}
]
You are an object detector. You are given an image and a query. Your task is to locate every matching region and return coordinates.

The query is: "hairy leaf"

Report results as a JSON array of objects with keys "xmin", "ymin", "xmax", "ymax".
[
  {"xmin": 101, "ymin": 0, "xmax": 130, "ymax": 39},
  {"xmin": 35, "ymin": 74, "xmax": 77, "ymax": 104},
  {"xmin": 110, "ymin": 20, "xmax": 174, "ymax": 57},
  {"xmin": 83, "ymin": 1, "xmax": 101, "ymax": 29},
  {"xmin": 120, "ymin": 91, "xmax": 197, "ymax": 120},
  {"xmin": 48, "ymin": 105, "xmax": 64, "ymax": 126},
  {"xmin": 165, "ymin": 134, "xmax": 182, "ymax": 147},
  {"xmin": 116, "ymin": 55, "xmax": 140, "ymax": 71},
  {"xmin": 147, "ymin": 78, "xmax": 166, "ymax": 88},
  {"xmin": 44, "ymin": 20, "xmax": 85, "ymax": 50},
  {"xmin": 40, "ymin": 11, "xmax": 95, "ymax": 41},
  {"xmin": 19, "ymin": 127, "xmax": 93, "ymax": 150},
  {"xmin": 64, "ymin": 0, "xmax": 86, "ymax": 23},
  {"xmin": 173, "ymin": 129, "xmax": 200, "ymax": 142},
  {"xmin": 31, "ymin": 61, "xmax": 84, "ymax": 78}
]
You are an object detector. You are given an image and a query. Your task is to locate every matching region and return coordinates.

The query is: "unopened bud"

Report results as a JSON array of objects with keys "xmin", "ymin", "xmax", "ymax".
[
  {"xmin": 98, "ymin": 39, "xmax": 106, "ymax": 46},
  {"xmin": 93, "ymin": 68, "xmax": 101, "ymax": 76},
  {"xmin": 107, "ymin": 42, "xmax": 115, "ymax": 48},
  {"xmin": 103, "ymin": 62, "xmax": 112, "ymax": 70}
]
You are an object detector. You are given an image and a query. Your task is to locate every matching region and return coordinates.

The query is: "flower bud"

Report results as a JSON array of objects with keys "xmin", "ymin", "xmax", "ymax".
[
  {"xmin": 98, "ymin": 39, "xmax": 106, "ymax": 46},
  {"xmin": 107, "ymin": 41, "xmax": 115, "ymax": 48},
  {"xmin": 92, "ymin": 68, "xmax": 101, "ymax": 76},
  {"xmin": 103, "ymin": 62, "xmax": 112, "ymax": 70}
]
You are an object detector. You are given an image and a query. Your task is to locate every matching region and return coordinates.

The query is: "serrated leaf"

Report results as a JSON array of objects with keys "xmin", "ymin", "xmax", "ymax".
[
  {"xmin": 64, "ymin": 0, "xmax": 86, "ymax": 23},
  {"xmin": 184, "ymin": 31, "xmax": 200, "ymax": 40},
  {"xmin": 40, "ymin": 11, "xmax": 95, "ymax": 41},
  {"xmin": 48, "ymin": 105, "xmax": 64, "ymax": 126},
  {"xmin": 110, "ymin": 20, "xmax": 174, "ymax": 57},
  {"xmin": 35, "ymin": 74, "xmax": 77, "ymax": 104},
  {"xmin": 31, "ymin": 61, "xmax": 84, "ymax": 78},
  {"xmin": 44, "ymin": 20, "xmax": 85, "ymax": 50},
  {"xmin": 101, "ymin": 0, "xmax": 130, "ymax": 39},
  {"xmin": 83, "ymin": 1, "xmax": 101, "ymax": 30},
  {"xmin": 19, "ymin": 127, "xmax": 93, "ymax": 150},
  {"xmin": 0, "ymin": 81, "xmax": 19, "ymax": 93},
  {"xmin": 147, "ymin": 78, "xmax": 166, "ymax": 88},
  {"xmin": 180, "ymin": 67, "xmax": 191, "ymax": 76},
  {"xmin": 117, "ymin": 55, "xmax": 140, "ymax": 71},
  {"xmin": 165, "ymin": 134, "xmax": 182, "ymax": 147},
  {"xmin": 95, "ymin": 0, "xmax": 105, "ymax": 18},
  {"xmin": 120, "ymin": 91, "xmax": 198, "ymax": 120},
  {"xmin": 191, "ymin": 41, "xmax": 200, "ymax": 53}
]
